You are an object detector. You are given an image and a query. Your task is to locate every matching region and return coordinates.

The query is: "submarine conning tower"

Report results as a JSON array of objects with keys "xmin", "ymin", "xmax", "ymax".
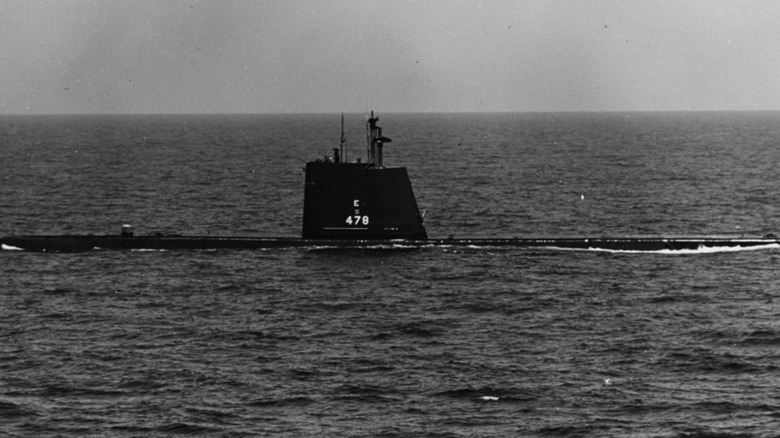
[{"xmin": 302, "ymin": 112, "xmax": 428, "ymax": 240}]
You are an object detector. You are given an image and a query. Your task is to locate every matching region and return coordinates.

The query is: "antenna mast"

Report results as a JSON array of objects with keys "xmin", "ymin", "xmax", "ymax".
[
  {"xmin": 340, "ymin": 113, "xmax": 346, "ymax": 163},
  {"xmin": 366, "ymin": 111, "xmax": 390, "ymax": 167}
]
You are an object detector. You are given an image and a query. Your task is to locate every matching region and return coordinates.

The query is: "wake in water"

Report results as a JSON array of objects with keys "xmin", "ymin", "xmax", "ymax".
[{"xmin": 583, "ymin": 243, "xmax": 780, "ymax": 254}]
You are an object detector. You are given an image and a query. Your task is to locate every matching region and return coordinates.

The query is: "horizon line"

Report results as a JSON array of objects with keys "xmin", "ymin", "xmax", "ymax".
[{"xmin": 3, "ymin": 109, "xmax": 780, "ymax": 117}]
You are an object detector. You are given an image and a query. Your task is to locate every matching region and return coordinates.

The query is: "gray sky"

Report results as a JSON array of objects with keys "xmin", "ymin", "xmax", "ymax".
[{"xmin": 2, "ymin": 0, "xmax": 779, "ymax": 114}]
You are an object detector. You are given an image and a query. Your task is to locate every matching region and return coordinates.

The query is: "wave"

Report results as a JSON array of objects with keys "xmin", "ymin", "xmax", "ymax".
[
  {"xmin": 247, "ymin": 396, "xmax": 315, "ymax": 408},
  {"xmin": 0, "ymin": 400, "xmax": 39, "ymax": 418},
  {"xmin": 157, "ymin": 422, "xmax": 220, "ymax": 434},
  {"xmin": 433, "ymin": 386, "xmax": 539, "ymax": 403}
]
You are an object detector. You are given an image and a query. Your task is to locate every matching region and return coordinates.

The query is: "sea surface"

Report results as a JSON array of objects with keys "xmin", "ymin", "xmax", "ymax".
[{"xmin": 2, "ymin": 112, "xmax": 780, "ymax": 437}]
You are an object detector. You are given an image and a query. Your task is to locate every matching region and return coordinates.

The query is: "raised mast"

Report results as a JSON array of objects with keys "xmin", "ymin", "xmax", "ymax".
[
  {"xmin": 366, "ymin": 112, "xmax": 374, "ymax": 164},
  {"xmin": 366, "ymin": 111, "xmax": 391, "ymax": 167},
  {"xmin": 340, "ymin": 113, "xmax": 346, "ymax": 163}
]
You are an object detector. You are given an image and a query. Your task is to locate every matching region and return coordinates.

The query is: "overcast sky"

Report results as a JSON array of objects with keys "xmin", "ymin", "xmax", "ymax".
[{"xmin": 2, "ymin": 0, "xmax": 779, "ymax": 114}]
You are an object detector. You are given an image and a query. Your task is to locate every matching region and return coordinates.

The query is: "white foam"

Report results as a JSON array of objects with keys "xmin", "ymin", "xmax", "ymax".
[{"xmin": 586, "ymin": 243, "xmax": 780, "ymax": 254}]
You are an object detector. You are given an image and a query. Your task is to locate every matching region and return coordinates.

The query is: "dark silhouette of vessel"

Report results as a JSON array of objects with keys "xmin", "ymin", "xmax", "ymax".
[{"xmin": 3, "ymin": 113, "xmax": 779, "ymax": 252}]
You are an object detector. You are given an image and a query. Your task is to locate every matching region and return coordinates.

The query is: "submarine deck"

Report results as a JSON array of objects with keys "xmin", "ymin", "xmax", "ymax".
[{"xmin": 3, "ymin": 234, "xmax": 779, "ymax": 252}]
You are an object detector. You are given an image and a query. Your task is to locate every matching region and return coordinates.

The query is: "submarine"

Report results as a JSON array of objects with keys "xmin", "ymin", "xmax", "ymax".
[{"xmin": 2, "ymin": 112, "xmax": 779, "ymax": 253}]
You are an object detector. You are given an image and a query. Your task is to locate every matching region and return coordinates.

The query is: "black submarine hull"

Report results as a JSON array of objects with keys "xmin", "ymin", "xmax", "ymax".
[{"xmin": 3, "ymin": 235, "xmax": 779, "ymax": 252}]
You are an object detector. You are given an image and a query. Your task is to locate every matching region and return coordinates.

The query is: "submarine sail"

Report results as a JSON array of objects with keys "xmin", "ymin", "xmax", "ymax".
[{"xmin": 302, "ymin": 112, "xmax": 427, "ymax": 240}]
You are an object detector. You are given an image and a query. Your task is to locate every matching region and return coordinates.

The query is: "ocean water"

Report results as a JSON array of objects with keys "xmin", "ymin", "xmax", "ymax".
[{"xmin": 2, "ymin": 112, "xmax": 780, "ymax": 437}]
